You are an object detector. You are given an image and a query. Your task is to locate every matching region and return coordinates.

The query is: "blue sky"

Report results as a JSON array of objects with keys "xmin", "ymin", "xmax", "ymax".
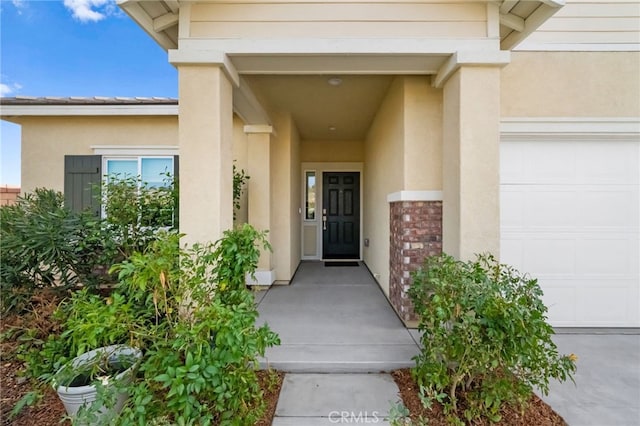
[{"xmin": 1, "ymin": 0, "xmax": 178, "ymax": 186}]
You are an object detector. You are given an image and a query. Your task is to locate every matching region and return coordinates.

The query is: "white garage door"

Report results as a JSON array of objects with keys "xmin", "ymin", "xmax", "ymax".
[{"xmin": 500, "ymin": 139, "xmax": 640, "ymax": 327}]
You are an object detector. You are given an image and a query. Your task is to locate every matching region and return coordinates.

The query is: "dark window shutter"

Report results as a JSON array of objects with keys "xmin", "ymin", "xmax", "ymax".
[
  {"xmin": 173, "ymin": 155, "xmax": 179, "ymax": 228},
  {"xmin": 64, "ymin": 155, "xmax": 102, "ymax": 216}
]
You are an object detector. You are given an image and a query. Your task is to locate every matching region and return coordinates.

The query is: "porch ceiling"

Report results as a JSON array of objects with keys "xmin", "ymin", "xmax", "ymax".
[{"xmin": 244, "ymin": 75, "xmax": 394, "ymax": 141}]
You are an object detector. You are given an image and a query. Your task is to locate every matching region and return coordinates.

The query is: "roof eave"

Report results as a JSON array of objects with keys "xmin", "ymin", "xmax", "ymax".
[
  {"xmin": 118, "ymin": 0, "xmax": 178, "ymax": 52},
  {"xmin": 0, "ymin": 104, "xmax": 178, "ymax": 118},
  {"xmin": 500, "ymin": 0, "xmax": 565, "ymax": 50}
]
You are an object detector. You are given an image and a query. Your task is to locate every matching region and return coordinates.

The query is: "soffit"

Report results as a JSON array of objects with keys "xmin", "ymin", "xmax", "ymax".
[{"xmin": 243, "ymin": 75, "xmax": 394, "ymax": 141}]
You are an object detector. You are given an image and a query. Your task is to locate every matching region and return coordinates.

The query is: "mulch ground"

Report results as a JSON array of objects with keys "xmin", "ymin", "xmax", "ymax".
[{"xmin": 392, "ymin": 369, "xmax": 567, "ymax": 425}]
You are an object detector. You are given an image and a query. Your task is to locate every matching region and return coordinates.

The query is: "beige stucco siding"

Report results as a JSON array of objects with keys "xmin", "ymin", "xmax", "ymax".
[
  {"xmin": 189, "ymin": 2, "xmax": 487, "ymax": 39},
  {"xmin": 270, "ymin": 112, "xmax": 302, "ymax": 282},
  {"xmin": 363, "ymin": 77, "xmax": 405, "ymax": 295},
  {"xmin": 301, "ymin": 140, "xmax": 364, "ymax": 163},
  {"xmin": 403, "ymin": 76, "xmax": 442, "ymax": 190},
  {"xmin": 19, "ymin": 116, "xmax": 177, "ymax": 194},
  {"xmin": 502, "ymin": 51, "xmax": 640, "ymax": 117}
]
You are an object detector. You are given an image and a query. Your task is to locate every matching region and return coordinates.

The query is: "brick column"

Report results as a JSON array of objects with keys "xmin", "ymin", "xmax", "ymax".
[{"xmin": 389, "ymin": 199, "xmax": 442, "ymax": 324}]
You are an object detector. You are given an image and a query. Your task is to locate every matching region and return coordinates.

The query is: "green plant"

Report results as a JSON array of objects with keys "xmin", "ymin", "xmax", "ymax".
[
  {"xmin": 408, "ymin": 253, "xmax": 576, "ymax": 424},
  {"xmin": 232, "ymin": 163, "xmax": 249, "ymax": 221},
  {"xmin": 0, "ymin": 189, "xmax": 115, "ymax": 313},
  {"xmin": 112, "ymin": 226, "xmax": 278, "ymax": 425},
  {"xmin": 101, "ymin": 173, "xmax": 177, "ymax": 259},
  {"xmin": 387, "ymin": 401, "xmax": 412, "ymax": 426},
  {"xmin": 34, "ymin": 225, "xmax": 279, "ymax": 424}
]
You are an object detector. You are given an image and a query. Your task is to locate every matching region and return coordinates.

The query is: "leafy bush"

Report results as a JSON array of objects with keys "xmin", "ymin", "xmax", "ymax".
[
  {"xmin": 408, "ymin": 253, "xmax": 576, "ymax": 424},
  {"xmin": 1, "ymin": 174, "xmax": 177, "ymax": 314},
  {"xmin": 101, "ymin": 173, "xmax": 178, "ymax": 259},
  {"xmin": 20, "ymin": 225, "xmax": 279, "ymax": 425},
  {"xmin": 0, "ymin": 189, "xmax": 115, "ymax": 313}
]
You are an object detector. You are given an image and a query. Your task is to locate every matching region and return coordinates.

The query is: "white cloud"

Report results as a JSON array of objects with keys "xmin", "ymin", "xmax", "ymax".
[
  {"xmin": 63, "ymin": 0, "xmax": 115, "ymax": 23},
  {"xmin": 11, "ymin": 0, "xmax": 26, "ymax": 14},
  {"xmin": 0, "ymin": 84, "xmax": 13, "ymax": 97},
  {"xmin": 0, "ymin": 82, "xmax": 23, "ymax": 97}
]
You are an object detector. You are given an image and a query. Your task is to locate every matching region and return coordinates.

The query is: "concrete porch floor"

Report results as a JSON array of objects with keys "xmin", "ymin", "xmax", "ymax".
[{"xmin": 256, "ymin": 261, "xmax": 420, "ymax": 373}]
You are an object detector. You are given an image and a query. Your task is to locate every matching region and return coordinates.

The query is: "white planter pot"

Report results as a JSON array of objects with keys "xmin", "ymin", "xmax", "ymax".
[{"xmin": 54, "ymin": 345, "xmax": 142, "ymax": 420}]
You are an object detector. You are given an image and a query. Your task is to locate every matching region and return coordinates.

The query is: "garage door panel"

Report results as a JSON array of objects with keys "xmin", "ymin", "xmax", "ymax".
[
  {"xmin": 575, "ymin": 142, "xmax": 640, "ymax": 184},
  {"xmin": 576, "ymin": 286, "xmax": 636, "ymax": 325},
  {"xmin": 539, "ymin": 279, "xmax": 639, "ymax": 327},
  {"xmin": 501, "ymin": 139, "xmax": 639, "ymax": 327},
  {"xmin": 526, "ymin": 190, "xmax": 578, "ymax": 228},
  {"xmin": 500, "ymin": 190, "xmax": 526, "ymax": 228},
  {"xmin": 541, "ymin": 286, "xmax": 576, "ymax": 324},
  {"xmin": 576, "ymin": 189, "xmax": 639, "ymax": 228},
  {"xmin": 576, "ymin": 237, "xmax": 637, "ymax": 276},
  {"xmin": 522, "ymin": 239, "xmax": 576, "ymax": 275}
]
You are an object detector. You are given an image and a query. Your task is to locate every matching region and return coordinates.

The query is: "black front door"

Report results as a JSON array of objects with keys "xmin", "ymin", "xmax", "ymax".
[{"xmin": 322, "ymin": 172, "xmax": 360, "ymax": 259}]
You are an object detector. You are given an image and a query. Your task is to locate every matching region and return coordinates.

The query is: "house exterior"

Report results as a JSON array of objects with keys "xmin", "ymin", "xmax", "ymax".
[{"xmin": 1, "ymin": 0, "xmax": 639, "ymax": 328}]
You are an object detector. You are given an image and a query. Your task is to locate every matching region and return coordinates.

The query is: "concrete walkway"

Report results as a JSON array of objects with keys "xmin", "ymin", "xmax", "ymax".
[
  {"xmin": 257, "ymin": 261, "xmax": 419, "ymax": 373},
  {"xmin": 256, "ymin": 262, "xmax": 640, "ymax": 425},
  {"xmin": 256, "ymin": 261, "xmax": 413, "ymax": 424}
]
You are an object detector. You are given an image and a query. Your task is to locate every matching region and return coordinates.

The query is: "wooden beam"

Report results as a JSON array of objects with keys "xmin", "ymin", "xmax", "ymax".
[
  {"xmin": 500, "ymin": 12, "xmax": 525, "ymax": 32},
  {"xmin": 164, "ymin": 0, "xmax": 180, "ymax": 13},
  {"xmin": 154, "ymin": 11, "xmax": 178, "ymax": 32},
  {"xmin": 500, "ymin": 0, "xmax": 519, "ymax": 15}
]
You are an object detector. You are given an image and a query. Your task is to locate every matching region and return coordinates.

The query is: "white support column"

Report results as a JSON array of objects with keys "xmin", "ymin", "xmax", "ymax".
[
  {"xmin": 177, "ymin": 64, "xmax": 234, "ymax": 246},
  {"xmin": 442, "ymin": 65, "xmax": 504, "ymax": 260},
  {"xmin": 245, "ymin": 124, "xmax": 276, "ymax": 286}
]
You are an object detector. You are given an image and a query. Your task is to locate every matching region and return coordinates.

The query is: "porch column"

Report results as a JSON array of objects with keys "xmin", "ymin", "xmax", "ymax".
[
  {"xmin": 176, "ymin": 64, "xmax": 234, "ymax": 245},
  {"xmin": 245, "ymin": 125, "xmax": 276, "ymax": 285},
  {"xmin": 441, "ymin": 60, "xmax": 508, "ymax": 260}
]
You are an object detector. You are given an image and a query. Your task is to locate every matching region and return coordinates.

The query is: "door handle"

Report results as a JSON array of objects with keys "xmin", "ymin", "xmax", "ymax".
[{"xmin": 323, "ymin": 215, "xmax": 327, "ymax": 231}]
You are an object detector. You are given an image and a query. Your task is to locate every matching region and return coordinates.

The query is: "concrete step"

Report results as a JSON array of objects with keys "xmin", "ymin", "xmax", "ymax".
[
  {"xmin": 260, "ymin": 344, "xmax": 418, "ymax": 373},
  {"xmin": 272, "ymin": 373, "xmax": 400, "ymax": 425}
]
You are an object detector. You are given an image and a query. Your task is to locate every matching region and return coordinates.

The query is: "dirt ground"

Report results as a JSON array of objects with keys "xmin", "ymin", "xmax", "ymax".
[{"xmin": 392, "ymin": 369, "xmax": 567, "ymax": 426}]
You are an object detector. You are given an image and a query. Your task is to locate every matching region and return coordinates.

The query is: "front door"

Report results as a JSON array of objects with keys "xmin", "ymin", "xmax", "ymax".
[{"xmin": 322, "ymin": 172, "xmax": 360, "ymax": 259}]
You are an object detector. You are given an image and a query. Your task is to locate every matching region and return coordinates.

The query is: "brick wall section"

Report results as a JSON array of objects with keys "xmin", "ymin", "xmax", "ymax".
[
  {"xmin": 0, "ymin": 187, "xmax": 20, "ymax": 206},
  {"xmin": 389, "ymin": 200, "xmax": 442, "ymax": 323}
]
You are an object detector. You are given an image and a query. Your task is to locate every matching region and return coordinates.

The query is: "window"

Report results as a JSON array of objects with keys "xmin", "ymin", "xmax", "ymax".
[
  {"xmin": 104, "ymin": 156, "xmax": 176, "ymax": 227},
  {"xmin": 305, "ymin": 171, "xmax": 316, "ymax": 220}
]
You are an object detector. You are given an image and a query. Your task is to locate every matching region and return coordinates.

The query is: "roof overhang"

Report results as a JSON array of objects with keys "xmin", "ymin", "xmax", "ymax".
[
  {"xmin": 499, "ymin": 0, "xmax": 565, "ymax": 50},
  {"xmin": 0, "ymin": 97, "xmax": 178, "ymax": 121},
  {"xmin": 118, "ymin": 0, "xmax": 565, "ymax": 53}
]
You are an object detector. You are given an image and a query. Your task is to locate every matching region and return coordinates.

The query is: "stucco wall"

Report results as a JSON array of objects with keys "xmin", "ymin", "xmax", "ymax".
[
  {"xmin": 301, "ymin": 140, "xmax": 364, "ymax": 163},
  {"xmin": 188, "ymin": 2, "xmax": 487, "ymax": 39},
  {"xmin": 363, "ymin": 77, "xmax": 405, "ymax": 295},
  {"xmin": 502, "ymin": 51, "xmax": 640, "ymax": 117},
  {"xmin": 403, "ymin": 76, "xmax": 442, "ymax": 190},
  {"xmin": 19, "ymin": 116, "xmax": 177, "ymax": 194},
  {"xmin": 270, "ymin": 111, "xmax": 301, "ymax": 282}
]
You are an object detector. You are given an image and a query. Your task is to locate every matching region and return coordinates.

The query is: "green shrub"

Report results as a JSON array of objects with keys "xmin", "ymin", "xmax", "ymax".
[
  {"xmin": 101, "ymin": 173, "xmax": 178, "ymax": 259},
  {"xmin": 26, "ymin": 226, "xmax": 279, "ymax": 425},
  {"xmin": 0, "ymin": 189, "xmax": 115, "ymax": 313},
  {"xmin": 1, "ymin": 175, "xmax": 177, "ymax": 314},
  {"xmin": 408, "ymin": 253, "xmax": 576, "ymax": 424}
]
